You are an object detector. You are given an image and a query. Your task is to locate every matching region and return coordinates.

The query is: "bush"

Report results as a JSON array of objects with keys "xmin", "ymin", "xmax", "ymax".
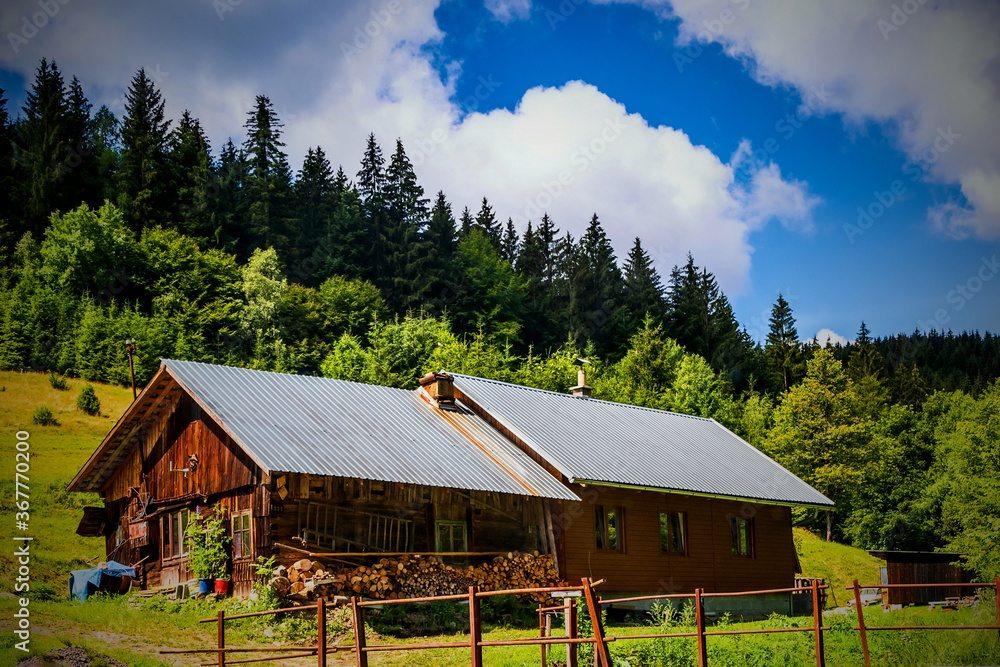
[
  {"xmin": 31, "ymin": 406, "xmax": 58, "ymax": 426},
  {"xmin": 76, "ymin": 384, "xmax": 101, "ymax": 416},
  {"xmin": 49, "ymin": 372, "xmax": 69, "ymax": 390}
]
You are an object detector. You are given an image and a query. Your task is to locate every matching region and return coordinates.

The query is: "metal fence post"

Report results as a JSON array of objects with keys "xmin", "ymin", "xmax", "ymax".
[
  {"xmin": 216, "ymin": 609, "xmax": 225, "ymax": 667},
  {"xmin": 812, "ymin": 580, "xmax": 825, "ymax": 667},
  {"xmin": 994, "ymin": 578, "xmax": 1000, "ymax": 643},
  {"xmin": 470, "ymin": 586, "xmax": 484, "ymax": 667},
  {"xmin": 582, "ymin": 578, "xmax": 612, "ymax": 667},
  {"xmin": 317, "ymin": 597, "xmax": 326, "ymax": 667},
  {"xmin": 852, "ymin": 579, "xmax": 870, "ymax": 667},
  {"xmin": 539, "ymin": 603, "xmax": 546, "ymax": 666},
  {"xmin": 351, "ymin": 596, "xmax": 368, "ymax": 667},
  {"xmin": 694, "ymin": 588, "xmax": 708, "ymax": 667},
  {"xmin": 567, "ymin": 599, "xmax": 578, "ymax": 667}
]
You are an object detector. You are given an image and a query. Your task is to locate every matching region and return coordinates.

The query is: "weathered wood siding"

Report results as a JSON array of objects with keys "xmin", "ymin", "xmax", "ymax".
[
  {"xmin": 885, "ymin": 560, "xmax": 973, "ymax": 606},
  {"xmin": 558, "ymin": 484, "xmax": 796, "ymax": 593}
]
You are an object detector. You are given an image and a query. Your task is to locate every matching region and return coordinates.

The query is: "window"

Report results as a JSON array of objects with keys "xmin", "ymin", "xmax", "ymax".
[
  {"xmin": 595, "ymin": 506, "xmax": 623, "ymax": 552},
  {"xmin": 730, "ymin": 516, "xmax": 753, "ymax": 557},
  {"xmin": 659, "ymin": 511, "xmax": 687, "ymax": 555},
  {"xmin": 232, "ymin": 510, "xmax": 252, "ymax": 560},
  {"xmin": 435, "ymin": 521, "xmax": 467, "ymax": 553},
  {"xmin": 161, "ymin": 509, "xmax": 191, "ymax": 561}
]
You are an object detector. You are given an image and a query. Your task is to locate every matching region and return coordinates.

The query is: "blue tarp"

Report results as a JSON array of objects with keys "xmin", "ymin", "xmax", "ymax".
[{"xmin": 68, "ymin": 561, "xmax": 136, "ymax": 602}]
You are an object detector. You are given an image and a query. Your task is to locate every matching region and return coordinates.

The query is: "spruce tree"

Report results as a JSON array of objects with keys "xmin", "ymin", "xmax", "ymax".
[
  {"xmin": 848, "ymin": 321, "xmax": 884, "ymax": 381},
  {"xmin": 18, "ymin": 59, "xmax": 68, "ymax": 232},
  {"xmin": 622, "ymin": 237, "xmax": 666, "ymax": 334},
  {"xmin": 765, "ymin": 294, "xmax": 804, "ymax": 391},
  {"xmin": 424, "ymin": 191, "xmax": 459, "ymax": 313},
  {"xmin": 215, "ymin": 138, "xmax": 249, "ymax": 254},
  {"xmin": 0, "ymin": 87, "xmax": 15, "ymax": 238},
  {"xmin": 293, "ymin": 146, "xmax": 335, "ymax": 282},
  {"xmin": 357, "ymin": 133, "xmax": 388, "ymax": 286},
  {"xmin": 383, "ymin": 139, "xmax": 431, "ymax": 310},
  {"xmin": 89, "ymin": 105, "xmax": 121, "ymax": 203},
  {"xmin": 665, "ymin": 253, "xmax": 740, "ymax": 372},
  {"xmin": 458, "ymin": 206, "xmax": 474, "ymax": 237},
  {"xmin": 500, "ymin": 218, "xmax": 519, "ymax": 264},
  {"xmin": 117, "ymin": 67, "xmax": 171, "ymax": 231},
  {"xmin": 575, "ymin": 214, "xmax": 624, "ymax": 353},
  {"xmin": 474, "ymin": 197, "xmax": 501, "ymax": 250},
  {"xmin": 168, "ymin": 111, "xmax": 214, "ymax": 243},
  {"xmin": 61, "ymin": 76, "xmax": 99, "ymax": 209},
  {"xmin": 242, "ymin": 95, "xmax": 293, "ymax": 260}
]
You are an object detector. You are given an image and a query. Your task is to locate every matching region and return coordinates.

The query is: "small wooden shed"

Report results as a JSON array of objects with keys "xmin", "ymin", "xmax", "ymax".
[{"xmin": 867, "ymin": 550, "xmax": 973, "ymax": 606}]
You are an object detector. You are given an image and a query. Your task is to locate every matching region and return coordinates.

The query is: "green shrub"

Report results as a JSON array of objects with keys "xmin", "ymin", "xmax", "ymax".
[
  {"xmin": 49, "ymin": 372, "xmax": 69, "ymax": 390},
  {"xmin": 76, "ymin": 384, "xmax": 101, "ymax": 415},
  {"xmin": 31, "ymin": 406, "xmax": 58, "ymax": 426}
]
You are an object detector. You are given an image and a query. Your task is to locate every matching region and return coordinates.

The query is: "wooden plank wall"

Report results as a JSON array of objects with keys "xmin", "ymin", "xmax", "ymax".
[
  {"xmin": 886, "ymin": 561, "xmax": 972, "ymax": 606},
  {"xmin": 558, "ymin": 484, "xmax": 796, "ymax": 593}
]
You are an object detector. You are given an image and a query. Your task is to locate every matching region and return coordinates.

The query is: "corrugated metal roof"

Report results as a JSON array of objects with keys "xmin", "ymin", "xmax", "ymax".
[
  {"xmin": 450, "ymin": 373, "xmax": 834, "ymax": 508},
  {"xmin": 161, "ymin": 359, "xmax": 577, "ymax": 501}
]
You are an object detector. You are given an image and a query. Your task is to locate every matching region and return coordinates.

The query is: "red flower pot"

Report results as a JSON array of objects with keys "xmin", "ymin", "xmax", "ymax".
[{"xmin": 214, "ymin": 579, "xmax": 229, "ymax": 595}]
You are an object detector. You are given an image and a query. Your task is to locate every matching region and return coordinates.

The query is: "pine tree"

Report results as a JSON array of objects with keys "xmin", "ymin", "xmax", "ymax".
[
  {"xmin": 0, "ymin": 87, "xmax": 15, "ymax": 239},
  {"xmin": 318, "ymin": 166, "xmax": 366, "ymax": 280},
  {"xmin": 18, "ymin": 59, "xmax": 68, "ymax": 232},
  {"xmin": 848, "ymin": 321, "xmax": 884, "ymax": 381},
  {"xmin": 242, "ymin": 95, "xmax": 293, "ymax": 260},
  {"xmin": 293, "ymin": 146, "xmax": 335, "ymax": 281},
  {"xmin": 765, "ymin": 294, "xmax": 804, "ymax": 391},
  {"xmin": 117, "ymin": 67, "xmax": 171, "ymax": 231},
  {"xmin": 424, "ymin": 191, "xmax": 459, "ymax": 313},
  {"xmin": 621, "ymin": 237, "xmax": 666, "ymax": 334},
  {"xmin": 215, "ymin": 138, "xmax": 249, "ymax": 254},
  {"xmin": 89, "ymin": 105, "xmax": 120, "ymax": 203},
  {"xmin": 61, "ymin": 76, "xmax": 99, "ymax": 209},
  {"xmin": 458, "ymin": 206, "xmax": 474, "ymax": 237},
  {"xmin": 168, "ymin": 111, "xmax": 214, "ymax": 243}
]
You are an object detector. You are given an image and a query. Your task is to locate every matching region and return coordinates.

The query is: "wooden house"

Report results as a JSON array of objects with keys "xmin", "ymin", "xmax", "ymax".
[{"xmin": 69, "ymin": 359, "xmax": 832, "ymax": 604}]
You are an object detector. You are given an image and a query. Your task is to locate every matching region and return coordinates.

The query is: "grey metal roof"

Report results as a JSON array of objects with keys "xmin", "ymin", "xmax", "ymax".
[
  {"xmin": 161, "ymin": 359, "xmax": 577, "ymax": 501},
  {"xmin": 450, "ymin": 373, "xmax": 834, "ymax": 508}
]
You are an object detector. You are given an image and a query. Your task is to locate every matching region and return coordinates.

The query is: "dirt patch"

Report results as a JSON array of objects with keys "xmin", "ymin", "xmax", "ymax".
[{"xmin": 15, "ymin": 647, "xmax": 128, "ymax": 667}]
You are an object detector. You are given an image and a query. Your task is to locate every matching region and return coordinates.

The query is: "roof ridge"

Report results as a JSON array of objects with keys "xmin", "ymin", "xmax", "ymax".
[{"xmin": 446, "ymin": 371, "xmax": 714, "ymax": 422}]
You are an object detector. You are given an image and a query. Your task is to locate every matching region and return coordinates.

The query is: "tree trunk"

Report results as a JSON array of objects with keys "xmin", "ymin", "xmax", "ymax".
[{"xmin": 825, "ymin": 510, "xmax": 832, "ymax": 542}]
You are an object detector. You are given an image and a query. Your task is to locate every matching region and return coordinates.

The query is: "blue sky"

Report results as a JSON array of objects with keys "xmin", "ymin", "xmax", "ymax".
[{"xmin": 2, "ymin": 0, "xmax": 998, "ymax": 343}]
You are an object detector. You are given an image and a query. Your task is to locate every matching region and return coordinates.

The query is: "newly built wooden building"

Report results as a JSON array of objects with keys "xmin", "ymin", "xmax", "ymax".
[{"xmin": 70, "ymin": 360, "xmax": 832, "ymax": 601}]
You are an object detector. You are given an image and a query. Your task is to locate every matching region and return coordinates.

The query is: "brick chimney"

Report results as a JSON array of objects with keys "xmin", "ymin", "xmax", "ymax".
[
  {"xmin": 570, "ymin": 358, "xmax": 592, "ymax": 398},
  {"xmin": 419, "ymin": 372, "xmax": 457, "ymax": 409}
]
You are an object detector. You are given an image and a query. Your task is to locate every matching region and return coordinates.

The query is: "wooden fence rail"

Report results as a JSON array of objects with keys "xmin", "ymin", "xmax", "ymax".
[
  {"xmin": 848, "ymin": 577, "xmax": 1000, "ymax": 667},
  {"xmin": 158, "ymin": 577, "xmax": 999, "ymax": 667}
]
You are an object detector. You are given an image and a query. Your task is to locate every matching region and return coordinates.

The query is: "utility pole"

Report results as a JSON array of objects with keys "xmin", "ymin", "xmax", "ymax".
[{"xmin": 125, "ymin": 338, "xmax": 137, "ymax": 400}]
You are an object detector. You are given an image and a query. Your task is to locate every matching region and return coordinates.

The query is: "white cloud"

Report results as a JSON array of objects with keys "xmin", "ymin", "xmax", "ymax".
[
  {"xmin": 635, "ymin": 0, "xmax": 1000, "ymax": 240},
  {"xmin": 484, "ymin": 0, "xmax": 532, "ymax": 23},
  {"xmin": 0, "ymin": 0, "xmax": 818, "ymax": 294},
  {"xmin": 813, "ymin": 329, "xmax": 850, "ymax": 347}
]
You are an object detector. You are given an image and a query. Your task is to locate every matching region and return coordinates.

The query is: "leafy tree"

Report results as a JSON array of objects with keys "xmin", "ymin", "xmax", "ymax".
[
  {"xmin": 765, "ymin": 294, "xmax": 804, "ymax": 391},
  {"xmin": 594, "ymin": 318, "xmax": 685, "ymax": 410},
  {"xmin": 316, "ymin": 275, "xmax": 387, "ymax": 339},
  {"xmin": 117, "ymin": 68, "xmax": 171, "ymax": 231},
  {"xmin": 240, "ymin": 247, "xmax": 288, "ymax": 363},
  {"xmin": 450, "ymin": 229, "xmax": 525, "ymax": 341},
  {"xmin": 39, "ymin": 202, "xmax": 134, "ymax": 295}
]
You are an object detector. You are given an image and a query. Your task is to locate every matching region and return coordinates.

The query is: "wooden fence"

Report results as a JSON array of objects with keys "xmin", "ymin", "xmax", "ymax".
[{"xmin": 159, "ymin": 577, "xmax": 1000, "ymax": 667}]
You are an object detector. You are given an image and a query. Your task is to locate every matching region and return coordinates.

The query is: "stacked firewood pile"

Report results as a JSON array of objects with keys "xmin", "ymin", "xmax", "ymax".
[{"xmin": 269, "ymin": 551, "xmax": 563, "ymax": 603}]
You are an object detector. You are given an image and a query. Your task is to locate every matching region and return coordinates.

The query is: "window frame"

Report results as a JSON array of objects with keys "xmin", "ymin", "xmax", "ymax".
[
  {"xmin": 729, "ymin": 515, "xmax": 754, "ymax": 558},
  {"xmin": 595, "ymin": 505, "xmax": 625, "ymax": 553},
  {"xmin": 659, "ymin": 510, "xmax": 688, "ymax": 556},
  {"xmin": 434, "ymin": 520, "xmax": 468, "ymax": 554},
  {"xmin": 232, "ymin": 509, "xmax": 253, "ymax": 561},
  {"xmin": 161, "ymin": 509, "xmax": 191, "ymax": 563}
]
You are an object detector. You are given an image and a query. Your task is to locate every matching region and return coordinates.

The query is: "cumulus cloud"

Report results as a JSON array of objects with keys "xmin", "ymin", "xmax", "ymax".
[
  {"xmin": 636, "ymin": 0, "xmax": 1000, "ymax": 239},
  {"xmin": 813, "ymin": 329, "xmax": 850, "ymax": 347},
  {"xmin": 484, "ymin": 0, "xmax": 532, "ymax": 23},
  {"xmin": 0, "ymin": 0, "xmax": 817, "ymax": 293}
]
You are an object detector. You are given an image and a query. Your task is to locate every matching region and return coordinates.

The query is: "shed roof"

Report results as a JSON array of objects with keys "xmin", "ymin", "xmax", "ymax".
[
  {"xmin": 161, "ymin": 359, "xmax": 577, "ymax": 501},
  {"xmin": 450, "ymin": 373, "xmax": 834, "ymax": 508}
]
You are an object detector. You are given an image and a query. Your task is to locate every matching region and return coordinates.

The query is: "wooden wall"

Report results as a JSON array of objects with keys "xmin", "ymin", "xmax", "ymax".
[
  {"xmin": 886, "ymin": 560, "xmax": 973, "ymax": 606},
  {"xmin": 557, "ymin": 484, "xmax": 797, "ymax": 593}
]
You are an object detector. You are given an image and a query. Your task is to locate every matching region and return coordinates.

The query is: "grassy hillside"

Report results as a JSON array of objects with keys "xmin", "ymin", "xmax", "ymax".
[
  {"xmin": 795, "ymin": 527, "xmax": 885, "ymax": 607},
  {"xmin": 0, "ymin": 370, "xmax": 135, "ymax": 590}
]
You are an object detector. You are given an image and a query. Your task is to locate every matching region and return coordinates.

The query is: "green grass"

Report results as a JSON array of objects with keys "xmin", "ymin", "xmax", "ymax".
[{"xmin": 795, "ymin": 526, "xmax": 886, "ymax": 608}]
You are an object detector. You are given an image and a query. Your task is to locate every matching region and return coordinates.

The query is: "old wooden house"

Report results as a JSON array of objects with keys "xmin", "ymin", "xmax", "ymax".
[{"xmin": 69, "ymin": 359, "xmax": 832, "ymax": 604}]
